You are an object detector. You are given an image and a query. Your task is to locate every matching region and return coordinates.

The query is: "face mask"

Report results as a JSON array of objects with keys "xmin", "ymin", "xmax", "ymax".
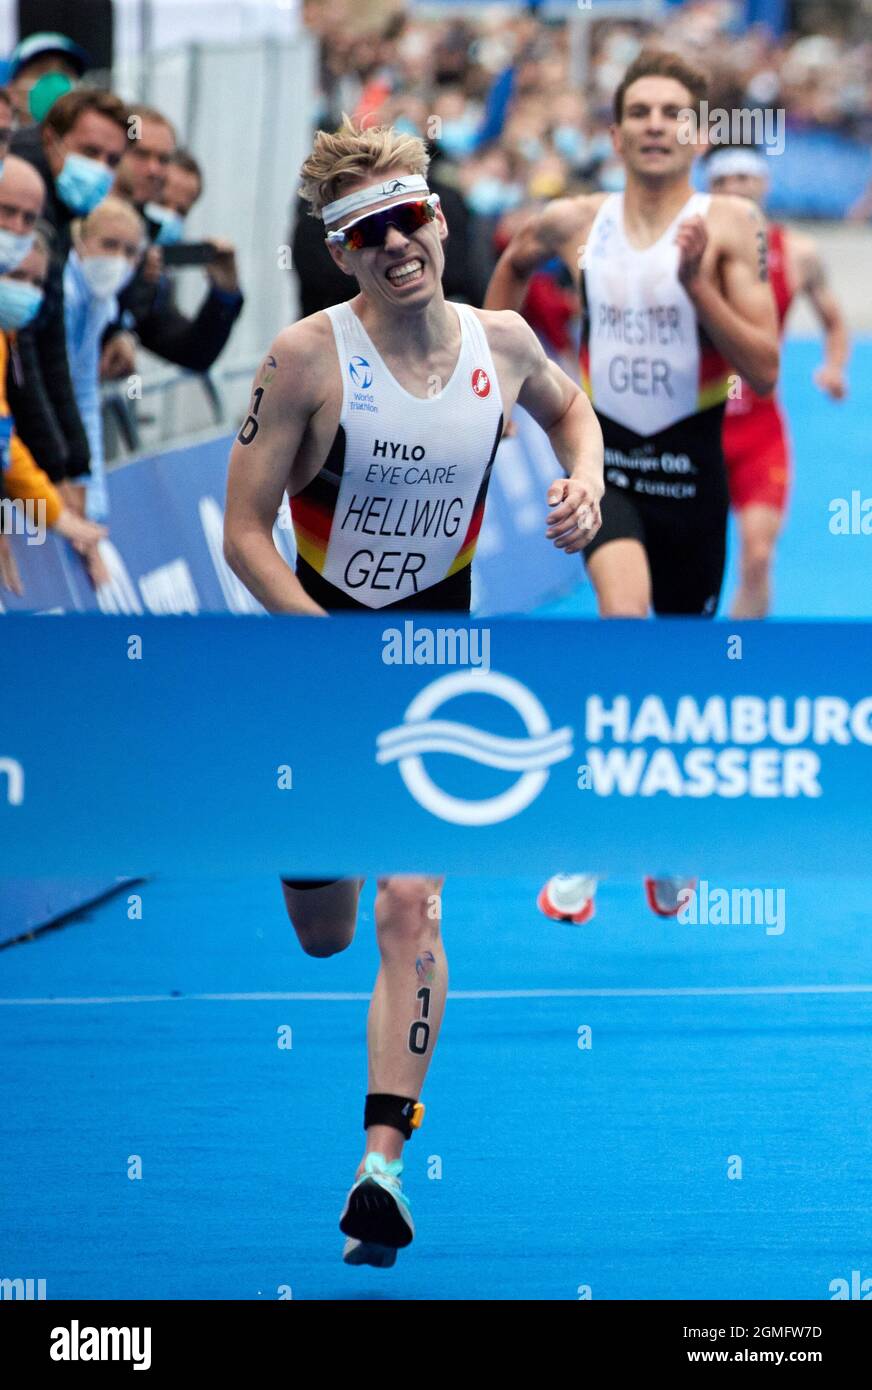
[
  {"xmin": 55, "ymin": 153, "xmax": 114, "ymax": 214},
  {"xmin": 588, "ymin": 134, "xmax": 614, "ymax": 164},
  {"xmin": 78, "ymin": 253, "xmax": 135, "ymax": 299},
  {"xmin": 29, "ymin": 71, "xmax": 75, "ymax": 124},
  {"xmin": 0, "ymin": 278, "xmax": 44, "ymax": 329},
  {"xmin": 518, "ymin": 137, "xmax": 545, "ymax": 163},
  {"xmin": 437, "ymin": 119, "xmax": 479, "ymax": 161},
  {"xmin": 0, "ymin": 227, "xmax": 33, "ymax": 273},
  {"xmin": 553, "ymin": 126, "xmax": 588, "ymax": 166},
  {"xmin": 392, "ymin": 117, "xmax": 421, "ymax": 139},
  {"xmin": 599, "ymin": 164, "xmax": 626, "ymax": 192},
  {"xmin": 143, "ymin": 202, "xmax": 185, "ymax": 247},
  {"xmin": 466, "ymin": 178, "xmax": 524, "ymax": 217}
]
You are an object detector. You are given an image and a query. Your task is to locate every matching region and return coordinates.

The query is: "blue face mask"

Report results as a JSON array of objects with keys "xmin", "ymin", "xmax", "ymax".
[
  {"xmin": 0, "ymin": 278, "xmax": 44, "ymax": 330},
  {"xmin": 142, "ymin": 202, "xmax": 185, "ymax": 247},
  {"xmin": 0, "ymin": 227, "xmax": 34, "ymax": 274},
  {"xmin": 588, "ymin": 133, "xmax": 614, "ymax": 164},
  {"xmin": 437, "ymin": 119, "xmax": 479, "ymax": 161},
  {"xmin": 599, "ymin": 164, "xmax": 626, "ymax": 192},
  {"xmin": 55, "ymin": 152, "xmax": 114, "ymax": 214},
  {"xmin": 553, "ymin": 126, "xmax": 588, "ymax": 166},
  {"xmin": 518, "ymin": 137, "xmax": 545, "ymax": 163},
  {"xmin": 466, "ymin": 178, "xmax": 524, "ymax": 218}
]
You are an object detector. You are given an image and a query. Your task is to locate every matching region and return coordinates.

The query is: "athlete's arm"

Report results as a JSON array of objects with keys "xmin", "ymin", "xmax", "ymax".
[
  {"xmin": 224, "ymin": 323, "xmax": 328, "ymax": 615},
  {"xmin": 791, "ymin": 231, "xmax": 849, "ymax": 400},
  {"xmin": 678, "ymin": 199, "xmax": 779, "ymax": 398},
  {"xmin": 510, "ymin": 314, "xmax": 604, "ymax": 553},
  {"xmin": 483, "ymin": 198, "xmax": 589, "ymax": 311}
]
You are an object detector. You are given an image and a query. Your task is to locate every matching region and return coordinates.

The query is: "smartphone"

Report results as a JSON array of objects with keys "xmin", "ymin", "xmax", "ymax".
[{"xmin": 161, "ymin": 242, "xmax": 219, "ymax": 267}]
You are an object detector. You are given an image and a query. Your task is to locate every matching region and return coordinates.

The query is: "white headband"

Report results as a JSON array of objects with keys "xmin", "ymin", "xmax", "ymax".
[
  {"xmin": 322, "ymin": 174, "xmax": 430, "ymax": 226},
  {"xmin": 706, "ymin": 149, "xmax": 769, "ymax": 183}
]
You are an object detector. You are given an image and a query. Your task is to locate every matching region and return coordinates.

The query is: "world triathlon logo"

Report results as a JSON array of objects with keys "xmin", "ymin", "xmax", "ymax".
[
  {"xmin": 375, "ymin": 670, "xmax": 573, "ymax": 825},
  {"xmin": 349, "ymin": 356, "xmax": 373, "ymax": 389}
]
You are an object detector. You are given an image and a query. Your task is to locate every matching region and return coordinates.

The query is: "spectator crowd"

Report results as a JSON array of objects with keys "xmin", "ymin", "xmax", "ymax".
[
  {"xmin": 3, "ymin": 2, "xmax": 870, "ymax": 600},
  {"xmin": 0, "ymin": 29, "xmax": 245, "ymax": 598},
  {"xmin": 292, "ymin": 0, "xmax": 871, "ymax": 346}
]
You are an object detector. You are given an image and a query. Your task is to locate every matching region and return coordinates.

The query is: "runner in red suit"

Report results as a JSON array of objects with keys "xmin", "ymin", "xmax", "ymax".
[{"xmin": 707, "ymin": 146, "xmax": 850, "ymax": 616}]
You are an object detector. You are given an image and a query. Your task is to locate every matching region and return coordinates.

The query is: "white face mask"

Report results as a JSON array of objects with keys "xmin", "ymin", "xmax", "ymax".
[{"xmin": 78, "ymin": 253, "xmax": 135, "ymax": 299}]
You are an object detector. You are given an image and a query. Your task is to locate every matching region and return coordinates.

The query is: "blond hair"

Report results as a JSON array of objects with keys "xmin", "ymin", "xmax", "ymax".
[
  {"xmin": 75, "ymin": 195, "xmax": 145, "ymax": 244},
  {"xmin": 299, "ymin": 114, "xmax": 429, "ymax": 219}
]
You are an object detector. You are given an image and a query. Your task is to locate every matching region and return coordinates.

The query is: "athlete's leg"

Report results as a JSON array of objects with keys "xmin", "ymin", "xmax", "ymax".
[
  {"xmin": 361, "ymin": 874, "xmax": 447, "ymax": 1168},
  {"xmin": 540, "ymin": 502, "xmax": 650, "ymax": 921},
  {"xmin": 731, "ymin": 503, "xmax": 783, "ymax": 619},
  {"xmin": 586, "ymin": 539, "xmax": 651, "ymax": 617},
  {"xmin": 281, "ymin": 877, "xmax": 363, "ymax": 957},
  {"xmin": 583, "ymin": 487, "xmax": 651, "ymax": 617}
]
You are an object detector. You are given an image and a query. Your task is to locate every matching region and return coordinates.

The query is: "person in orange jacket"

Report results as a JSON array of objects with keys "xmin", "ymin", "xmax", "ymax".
[{"xmin": 0, "ymin": 225, "xmax": 107, "ymax": 595}]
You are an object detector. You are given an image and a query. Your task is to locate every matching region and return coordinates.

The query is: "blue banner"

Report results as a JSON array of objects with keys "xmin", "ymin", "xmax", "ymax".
[
  {"xmin": 3, "ymin": 616, "xmax": 870, "ymax": 878},
  {"xmin": 693, "ymin": 129, "xmax": 872, "ymax": 219}
]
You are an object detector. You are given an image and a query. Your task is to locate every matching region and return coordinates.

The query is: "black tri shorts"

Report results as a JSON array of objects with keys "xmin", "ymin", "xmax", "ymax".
[
  {"xmin": 281, "ymin": 878, "xmax": 342, "ymax": 891},
  {"xmin": 583, "ymin": 406, "xmax": 729, "ymax": 616}
]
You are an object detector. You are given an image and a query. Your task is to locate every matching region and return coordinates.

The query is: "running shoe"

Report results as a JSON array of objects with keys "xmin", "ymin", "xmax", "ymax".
[
  {"xmin": 340, "ymin": 1152, "xmax": 414, "ymax": 1267},
  {"xmin": 537, "ymin": 874, "xmax": 598, "ymax": 924},
  {"xmin": 644, "ymin": 876, "xmax": 697, "ymax": 917}
]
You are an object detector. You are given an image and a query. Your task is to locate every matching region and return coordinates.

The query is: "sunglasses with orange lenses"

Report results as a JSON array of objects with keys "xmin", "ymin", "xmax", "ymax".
[{"xmin": 325, "ymin": 194, "xmax": 439, "ymax": 251}]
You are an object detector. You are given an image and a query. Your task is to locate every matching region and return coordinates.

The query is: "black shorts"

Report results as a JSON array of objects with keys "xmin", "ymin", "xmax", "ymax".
[
  {"xmin": 583, "ymin": 407, "xmax": 729, "ymax": 616},
  {"xmin": 281, "ymin": 877, "xmax": 342, "ymax": 891}
]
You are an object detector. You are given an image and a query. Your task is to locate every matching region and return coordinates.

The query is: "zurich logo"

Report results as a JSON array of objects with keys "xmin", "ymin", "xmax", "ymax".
[
  {"xmin": 349, "ymin": 356, "xmax": 373, "ymax": 389},
  {"xmin": 376, "ymin": 670, "xmax": 573, "ymax": 826}
]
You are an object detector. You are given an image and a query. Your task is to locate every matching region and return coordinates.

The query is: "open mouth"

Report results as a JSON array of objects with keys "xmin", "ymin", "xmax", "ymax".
[{"xmin": 385, "ymin": 258, "xmax": 425, "ymax": 286}]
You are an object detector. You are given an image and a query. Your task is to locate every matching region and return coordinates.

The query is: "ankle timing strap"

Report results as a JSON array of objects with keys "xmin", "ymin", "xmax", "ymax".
[{"xmin": 364, "ymin": 1092, "xmax": 425, "ymax": 1139}]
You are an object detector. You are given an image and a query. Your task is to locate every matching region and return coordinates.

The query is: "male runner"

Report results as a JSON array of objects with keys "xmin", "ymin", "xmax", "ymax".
[
  {"xmin": 223, "ymin": 116, "xmax": 604, "ymax": 1266},
  {"xmin": 484, "ymin": 50, "xmax": 780, "ymax": 925},
  {"xmin": 705, "ymin": 144, "xmax": 849, "ymax": 618}
]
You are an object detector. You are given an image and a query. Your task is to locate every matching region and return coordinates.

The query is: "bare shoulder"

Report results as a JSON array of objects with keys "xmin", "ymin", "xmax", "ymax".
[
  {"xmin": 540, "ymin": 191, "xmax": 604, "ymax": 242},
  {"xmin": 708, "ymin": 193, "xmax": 766, "ymax": 246},
  {"xmin": 471, "ymin": 307, "xmax": 542, "ymax": 372},
  {"xmin": 270, "ymin": 310, "xmax": 336, "ymax": 369},
  {"xmin": 784, "ymin": 226, "xmax": 817, "ymax": 261},
  {"xmin": 260, "ymin": 311, "xmax": 338, "ymax": 405},
  {"xmin": 511, "ymin": 192, "xmax": 605, "ymax": 254}
]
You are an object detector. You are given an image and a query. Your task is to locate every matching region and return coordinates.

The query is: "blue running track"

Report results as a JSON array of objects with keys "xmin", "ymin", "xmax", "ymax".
[{"xmin": 1, "ymin": 874, "xmax": 871, "ymax": 1300}]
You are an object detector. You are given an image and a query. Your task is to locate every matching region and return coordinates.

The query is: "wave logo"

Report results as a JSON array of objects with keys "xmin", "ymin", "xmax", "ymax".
[
  {"xmin": 376, "ymin": 670, "xmax": 573, "ymax": 825},
  {"xmin": 349, "ymin": 356, "xmax": 373, "ymax": 389}
]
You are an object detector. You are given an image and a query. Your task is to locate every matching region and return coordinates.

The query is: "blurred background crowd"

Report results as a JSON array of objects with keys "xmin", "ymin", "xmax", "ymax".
[{"xmin": 0, "ymin": 0, "xmax": 870, "ymax": 604}]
